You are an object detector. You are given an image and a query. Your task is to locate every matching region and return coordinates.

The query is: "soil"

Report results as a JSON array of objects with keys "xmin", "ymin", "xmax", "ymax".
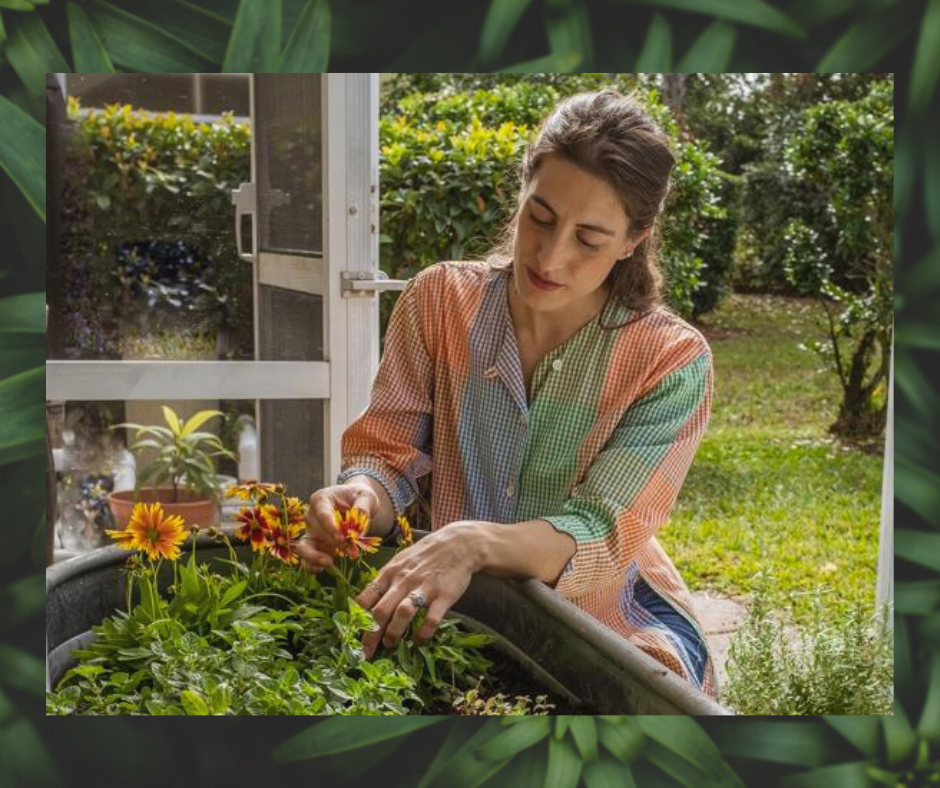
[{"xmin": 424, "ymin": 645, "xmax": 586, "ymax": 715}]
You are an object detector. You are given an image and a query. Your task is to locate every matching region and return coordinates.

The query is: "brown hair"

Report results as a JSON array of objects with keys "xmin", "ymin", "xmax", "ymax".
[{"xmin": 488, "ymin": 89, "xmax": 676, "ymax": 326}]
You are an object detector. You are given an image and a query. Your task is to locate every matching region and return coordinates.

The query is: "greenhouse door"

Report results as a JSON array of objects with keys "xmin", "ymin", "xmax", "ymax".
[
  {"xmin": 47, "ymin": 73, "xmax": 395, "ymax": 503},
  {"xmin": 235, "ymin": 73, "xmax": 399, "ymax": 494}
]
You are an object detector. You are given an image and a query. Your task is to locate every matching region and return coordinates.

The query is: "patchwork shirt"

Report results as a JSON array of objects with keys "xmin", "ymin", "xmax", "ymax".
[{"xmin": 338, "ymin": 261, "xmax": 716, "ymax": 696}]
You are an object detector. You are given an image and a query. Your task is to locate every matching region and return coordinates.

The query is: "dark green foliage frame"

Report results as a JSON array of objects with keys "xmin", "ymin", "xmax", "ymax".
[{"xmin": 1, "ymin": 0, "xmax": 936, "ymax": 784}]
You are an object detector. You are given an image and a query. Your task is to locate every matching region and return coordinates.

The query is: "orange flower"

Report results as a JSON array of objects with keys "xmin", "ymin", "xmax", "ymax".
[
  {"xmin": 226, "ymin": 480, "xmax": 284, "ymax": 502},
  {"xmin": 234, "ymin": 504, "xmax": 279, "ymax": 551},
  {"xmin": 333, "ymin": 507, "xmax": 381, "ymax": 560},
  {"xmin": 266, "ymin": 520, "xmax": 298, "ymax": 565},
  {"xmin": 107, "ymin": 502, "xmax": 187, "ymax": 561},
  {"xmin": 396, "ymin": 515, "xmax": 413, "ymax": 547}
]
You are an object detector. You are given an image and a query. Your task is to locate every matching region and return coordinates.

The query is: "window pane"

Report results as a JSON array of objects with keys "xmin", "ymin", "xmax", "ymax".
[{"xmin": 255, "ymin": 74, "xmax": 323, "ymax": 253}]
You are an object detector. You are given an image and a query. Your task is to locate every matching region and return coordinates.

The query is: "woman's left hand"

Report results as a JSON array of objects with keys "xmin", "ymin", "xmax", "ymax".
[{"xmin": 355, "ymin": 522, "xmax": 479, "ymax": 659}]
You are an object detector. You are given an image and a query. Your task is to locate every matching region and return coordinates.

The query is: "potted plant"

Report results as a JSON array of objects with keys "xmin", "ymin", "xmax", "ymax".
[{"xmin": 107, "ymin": 405, "xmax": 235, "ymax": 529}]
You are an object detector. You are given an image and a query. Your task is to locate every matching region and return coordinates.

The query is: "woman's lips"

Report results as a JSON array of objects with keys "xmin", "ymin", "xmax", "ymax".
[{"xmin": 526, "ymin": 266, "xmax": 564, "ymax": 291}]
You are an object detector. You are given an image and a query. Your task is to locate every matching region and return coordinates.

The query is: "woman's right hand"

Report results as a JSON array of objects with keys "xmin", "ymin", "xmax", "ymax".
[{"xmin": 296, "ymin": 481, "xmax": 382, "ymax": 574}]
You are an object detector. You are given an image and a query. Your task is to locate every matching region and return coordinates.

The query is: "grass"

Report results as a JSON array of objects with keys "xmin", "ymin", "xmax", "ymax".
[{"xmin": 658, "ymin": 294, "xmax": 885, "ymax": 627}]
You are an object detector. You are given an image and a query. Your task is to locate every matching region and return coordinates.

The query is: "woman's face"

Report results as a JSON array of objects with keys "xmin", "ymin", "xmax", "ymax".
[{"xmin": 512, "ymin": 154, "xmax": 641, "ymax": 319}]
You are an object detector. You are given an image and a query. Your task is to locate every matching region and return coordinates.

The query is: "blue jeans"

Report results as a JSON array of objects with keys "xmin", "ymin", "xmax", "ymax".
[{"xmin": 634, "ymin": 577, "xmax": 710, "ymax": 688}]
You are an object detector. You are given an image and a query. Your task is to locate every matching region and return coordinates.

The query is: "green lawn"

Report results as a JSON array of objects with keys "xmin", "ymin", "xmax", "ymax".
[{"xmin": 659, "ymin": 294, "xmax": 885, "ymax": 626}]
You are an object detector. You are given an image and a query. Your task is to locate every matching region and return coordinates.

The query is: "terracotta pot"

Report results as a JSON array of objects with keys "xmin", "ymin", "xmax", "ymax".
[{"xmin": 107, "ymin": 488, "xmax": 219, "ymax": 529}]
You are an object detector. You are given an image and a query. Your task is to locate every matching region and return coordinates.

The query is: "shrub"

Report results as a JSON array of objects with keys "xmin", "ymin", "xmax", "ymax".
[
  {"xmin": 60, "ymin": 100, "xmax": 252, "ymax": 360},
  {"xmin": 722, "ymin": 575, "xmax": 893, "ymax": 715}
]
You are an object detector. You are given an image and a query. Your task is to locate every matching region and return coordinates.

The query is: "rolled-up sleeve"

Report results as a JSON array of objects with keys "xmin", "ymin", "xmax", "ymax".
[
  {"xmin": 542, "ymin": 350, "xmax": 712, "ymax": 600},
  {"xmin": 337, "ymin": 271, "xmax": 437, "ymax": 516}
]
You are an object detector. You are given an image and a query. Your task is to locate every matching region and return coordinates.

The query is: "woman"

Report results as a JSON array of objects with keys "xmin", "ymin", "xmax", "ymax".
[{"xmin": 298, "ymin": 89, "xmax": 716, "ymax": 697}]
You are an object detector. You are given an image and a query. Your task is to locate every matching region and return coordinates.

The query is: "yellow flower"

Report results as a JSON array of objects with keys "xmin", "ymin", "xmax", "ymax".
[
  {"xmin": 284, "ymin": 496, "xmax": 309, "ymax": 534},
  {"xmin": 333, "ymin": 507, "xmax": 381, "ymax": 560},
  {"xmin": 107, "ymin": 503, "xmax": 187, "ymax": 561},
  {"xmin": 396, "ymin": 515, "xmax": 413, "ymax": 547},
  {"xmin": 226, "ymin": 480, "xmax": 284, "ymax": 502}
]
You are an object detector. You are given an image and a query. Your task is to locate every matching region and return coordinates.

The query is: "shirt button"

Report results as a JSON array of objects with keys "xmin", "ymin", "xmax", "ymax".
[
  {"xmin": 552, "ymin": 359, "xmax": 563, "ymax": 372},
  {"xmin": 506, "ymin": 482, "xmax": 516, "ymax": 498}
]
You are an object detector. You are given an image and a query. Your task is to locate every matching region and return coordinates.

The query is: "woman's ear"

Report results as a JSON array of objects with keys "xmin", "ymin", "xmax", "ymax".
[{"xmin": 621, "ymin": 226, "xmax": 652, "ymax": 259}]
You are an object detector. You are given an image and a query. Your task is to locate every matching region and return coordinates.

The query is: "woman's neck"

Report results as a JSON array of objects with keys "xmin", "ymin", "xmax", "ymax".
[{"xmin": 507, "ymin": 273, "xmax": 608, "ymax": 351}]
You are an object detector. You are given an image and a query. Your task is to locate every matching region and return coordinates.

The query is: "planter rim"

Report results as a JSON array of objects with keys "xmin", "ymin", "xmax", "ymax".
[{"xmin": 108, "ymin": 488, "xmax": 215, "ymax": 506}]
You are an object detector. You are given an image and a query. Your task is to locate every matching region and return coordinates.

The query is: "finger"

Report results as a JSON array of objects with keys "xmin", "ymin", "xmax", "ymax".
[
  {"xmin": 412, "ymin": 600, "xmax": 447, "ymax": 646},
  {"xmin": 379, "ymin": 589, "xmax": 430, "ymax": 653},
  {"xmin": 306, "ymin": 495, "xmax": 342, "ymax": 548},
  {"xmin": 355, "ymin": 576, "xmax": 389, "ymax": 609}
]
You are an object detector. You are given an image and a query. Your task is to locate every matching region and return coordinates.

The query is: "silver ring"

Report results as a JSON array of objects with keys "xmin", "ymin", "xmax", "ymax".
[{"xmin": 408, "ymin": 590, "xmax": 428, "ymax": 609}]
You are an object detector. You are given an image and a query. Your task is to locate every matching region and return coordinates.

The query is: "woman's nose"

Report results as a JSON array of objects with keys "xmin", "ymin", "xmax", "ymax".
[{"xmin": 536, "ymin": 229, "xmax": 568, "ymax": 273}]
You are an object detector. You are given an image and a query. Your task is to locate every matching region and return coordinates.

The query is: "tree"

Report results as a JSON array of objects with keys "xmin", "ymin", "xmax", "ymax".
[{"xmin": 782, "ymin": 80, "xmax": 893, "ymax": 440}]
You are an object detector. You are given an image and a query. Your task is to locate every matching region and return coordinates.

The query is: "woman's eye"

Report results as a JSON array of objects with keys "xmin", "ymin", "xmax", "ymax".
[
  {"xmin": 578, "ymin": 237, "xmax": 602, "ymax": 251},
  {"xmin": 530, "ymin": 211, "xmax": 552, "ymax": 226}
]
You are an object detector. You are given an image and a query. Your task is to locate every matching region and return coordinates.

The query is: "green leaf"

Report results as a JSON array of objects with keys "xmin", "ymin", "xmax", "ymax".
[
  {"xmin": 4, "ymin": 13, "xmax": 70, "ymax": 98},
  {"xmin": 545, "ymin": 0, "xmax": 593, "ymax": 64},
  {"xmin": 635, "ymin": 717, "xmax": 744, "ymax": 785},
  {"xmin": 816, "ymin": 7, "xmax": 916, "ymax": 70},
  {"xmin": 884, "ymin": 700, "xmax": 918, "ymax": 766},
  {"xmin": 925, "ymin": 117, "xmax": 940, "ymax": 245},
  {"xmin": 425, "ymin": 720, "xmax": 514, "ymax": 788},
  {"xmin": 0, "ymin": 644, "xmax": 45, "ymax": 695},
  {"xmin": 611, "ymin": 0, "xmax": 804, "ymax": 36},
  {"xmin": 67, "ymin": 3, "xmax": 115, "ymax": 72},
  {"xmin": 896, "ymin": 529, "xmax": 940, "ymax": 571},
  {"xmin": 279, "ymin": 0, "xmax": 331, "ymax": 72},
  {"xmin": 0, "ymin": 0, "xmax": 35, "ymax": 10},
  {"xmin": 85, "ymin": 0, "xmax": 214, "ymax": 71},
  {"xmin": 708, "ymin": 721, "xmax": 836, "ymax": 767},
  {"xmin": 546, "ymin": 735, "xmax": 583, "ymax": 788},
  {"xmin": 597, "ymin": 718, "xmax": 645, "ymax": 765},
  {"xmin": 823, "ymin": 718, "xmax": 882, "ymax": 759},
  {"xmin": 180, "ymin": 689, "xmax": 209, "ymax": 715},
  {"xmin": 479, "ymin": 0, "xmax": 536, "ymax": 66},
  {"xmin": 0, "ymin": 718, "xmax": 63, "ymax": 787},
  {"xmin": 416, "ymin": 721, "xmax": 483, "ymax": 788},
  {"xmin": 916, "ymin": 649, "xmax": 940, "ymax": 743},
  {"xmin": 0, "ymin": 575, "xmax": 44, "ymax": 626},
  {"xmin": 0, "ymin": 294, "xmax": 44, "ymax": 333},
  {"xmin": 219, "ymin": 579, "xmax": 247, "ymax": 608},
  {"xmin": 486, "ymin": 747, "xmax": 548, "ymax": 788},
  {"xmin": 895, "ymin": 458, "xmax": 940, "ymax": 529},
  {"xmin": 475, "ymin": 717, "xmax": 550, "ymax": 761},
  {"xmin": 102, "ymin": 0, "xmax": 231, "ymax": 64},
  {"xmin": 180, "ymin": 409, "xmax": 223, "ymax": 437},
  {"xmin": 910, "ymin": 0, "xmax": 940, "ymax": 113},
  {"xmin": 0, "ymin": 366, "xmax": 44, "ymax": 466},
  {"xmin": 556, "ymin": 717, "xmax": 571, "ymax": 739},
  {"xmin": 583, "ymin": 757, "xmax": 636, "ymax": 788},
  {"xmin": 788, "ymin": 0, "xmax": 855, "ymax": 30},
  {"xmin": 642, "ymin": 738, "xmax": 715, "ymax": 788},
  {"xmin": 0, "ymin": 97, "xmax": 45, "ymax": 223},
  {"xmin": 273, "ymin": 717, "xmax": 448, "ymax": 760},
  {"xmin": 568, "ymin": 716, "xmax": 599, "ymax": 763},
  {"xmin": 895, "ymin": 325, "xmax": 940, "ymax": 350},
  {"xmin": 676, "ymin": 20, "xmax": 737, "ymax": 72},
  {"xmin": 779, "ymin": 761, "xmax": 878, "ymax": 788},
  {"xmin": 224, "ymin": 0, "xmax": 282, "ymax": 72},
  {"xmin": 497, "ymin": 51, "xmax": 582, "ymax": 73},
  {"xmin": 636, "ymin": 13, "xmax": 672, "ymax": 71}
]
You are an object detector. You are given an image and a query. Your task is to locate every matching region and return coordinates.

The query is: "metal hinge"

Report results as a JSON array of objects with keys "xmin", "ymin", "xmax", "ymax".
[{"xmin": 341, "ymin": 270, "xmax": 409, "ymax": 298}]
